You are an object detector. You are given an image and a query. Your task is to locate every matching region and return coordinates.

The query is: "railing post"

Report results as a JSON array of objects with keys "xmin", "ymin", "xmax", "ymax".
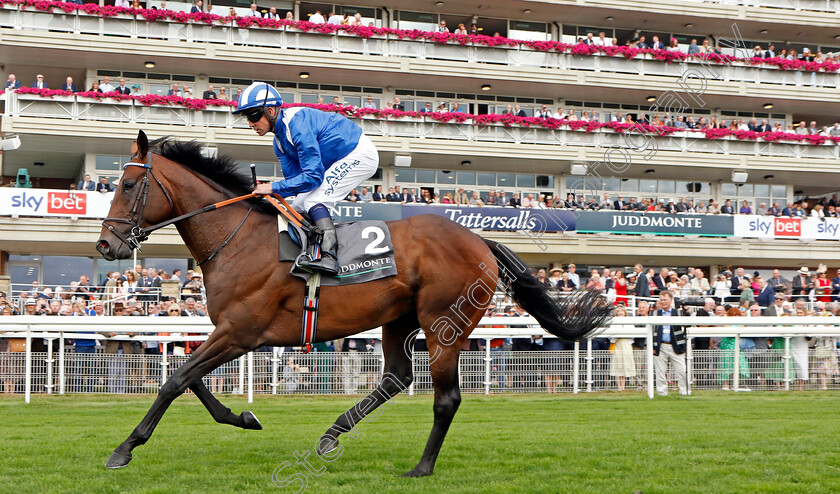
[
  {"xmin": 783, "ymin": 336, "xmax": 791, "ymax": 391},
  {"xmin": 59, "ymin": 333, "xmax": 66, "ymax": 395},
  {"xmin": 271, "ymin": 347, "xmax": 279, "ymax": 395},
  {"xmin": 45, "ymin": 337, "xmax": 55, "ymax": 394},
  {"xmin": 685, "ymin": 332, "xmax": 693, "ymax": 396},
  {"xmin": 247, "ymin": 351, "xmax": 254, "ymax": 404},
  {"xmin": 572, "ymin": 340, "xmax": 580, "ymax": 394},
  {"xmin": 734, "ymin": 333, "xmax": 741, "ymax": 391},
  {"xmin": 483, "ymin": 338, "xmax": 491, "ymax": 395},
  {"xmin": 238, "ymin": 355, "xmax": 245, "ymax": 395},
  {"xmin": 646, "ymin": 324, "xmax": 654, "ymax": 399},
  {"xmin": 160, "ymin": 342, "xmax": 168, "ymax": 386},
  {"xmin": 408, "ymin": 346, "xmax": 415, "ymax": 396},
  {"xmin": 24, "ymin": 326, "xmax": 32, "ymax": 404},
  {"xmin": 585, "ymin": 337, "xmax": 593, "ymax": 392}
]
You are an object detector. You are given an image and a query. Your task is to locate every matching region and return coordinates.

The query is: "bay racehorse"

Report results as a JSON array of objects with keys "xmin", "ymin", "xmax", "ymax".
[{"xmin": 96, "ymin": 130, "xmax": 611, "ymax": 476}]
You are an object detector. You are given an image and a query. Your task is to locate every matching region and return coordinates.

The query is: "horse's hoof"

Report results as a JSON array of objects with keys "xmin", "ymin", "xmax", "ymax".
[
  {"xmin": 316, "ymin": 435, "xmax": 339, "ymax": 457},
  {"xmin": 402, "ymin": 466, "xmax": 433, "ymax": 478},
  {"xmin": 105, "ymin": 450, "xmax": 132, "ymax": 469},
  {"xmin": 242, "ymin": 411, "xmax": 262, "ymax": 430}
]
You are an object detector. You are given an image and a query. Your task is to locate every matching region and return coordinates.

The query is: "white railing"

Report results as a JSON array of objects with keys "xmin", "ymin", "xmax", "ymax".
[
  {"xmin": 1, "ymin": 315, "xmax": 839, "ymax": 402},
  {"xmin": 4, "ymin": 92, "xmax": 836, "ymax": 160},
  {"xmin": 0, "ymin": 6, "xmax": 838, "ymax": 89}
]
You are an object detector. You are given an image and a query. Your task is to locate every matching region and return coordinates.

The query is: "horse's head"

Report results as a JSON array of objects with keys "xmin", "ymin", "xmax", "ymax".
[{"xmin": 96, "ymin": 130, "xmax": 174, "ymax": 260}]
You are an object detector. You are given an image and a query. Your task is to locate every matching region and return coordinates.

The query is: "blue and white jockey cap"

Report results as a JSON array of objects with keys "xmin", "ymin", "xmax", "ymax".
[{"xmin": 233, "ymin": 81, "xmax": 283, "ymax": 113}]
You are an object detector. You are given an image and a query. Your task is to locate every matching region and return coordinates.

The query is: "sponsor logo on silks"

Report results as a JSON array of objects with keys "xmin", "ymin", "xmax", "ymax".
[
  {"xmin": 323, "ymin": 160, "xmax": 360, "ymax": 196},
  {"xmin": 611, "ymin": 214, "xmax": 703, "ymax": 229},
  {"xmin": 336, "ymin": 256, "xmax": 393, "ymax": 278},
  {"xmin": 443, "ymin": 209, "xmax": 538, "ymax": 230},
  {"xmin": 774, "ymin": 217, "xmax": 800, "ymax": 237}
]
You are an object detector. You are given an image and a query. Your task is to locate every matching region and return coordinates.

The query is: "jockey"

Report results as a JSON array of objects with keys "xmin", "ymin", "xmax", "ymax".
[{"xmin": 236, "ymin": 82, "xmax": 379, "ymax": 275}]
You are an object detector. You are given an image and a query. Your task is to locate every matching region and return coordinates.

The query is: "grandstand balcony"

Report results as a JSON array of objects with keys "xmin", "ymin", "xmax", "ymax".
[
  {"xmin": 1, "ymin": 92, "xmax": 837, "ymax": 202},
  {"xmin": 3, "ymin": 5, "xmax": 840, "ymax": 111}
]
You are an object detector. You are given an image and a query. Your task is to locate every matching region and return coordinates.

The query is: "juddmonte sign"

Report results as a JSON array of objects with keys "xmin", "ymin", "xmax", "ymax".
[{"xmin": 576, "ymin": 211, "xmax": 734, "ymax": 236}]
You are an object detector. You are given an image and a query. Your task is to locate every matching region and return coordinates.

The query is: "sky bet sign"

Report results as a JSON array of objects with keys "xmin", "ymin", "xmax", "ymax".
[
  {"xmin": 735, "ymin": 215, "xmax": 840, "ymax": 240},
  {"xmin": 0, "ymin": 189, "xmax": 113, "ymax": 218}
]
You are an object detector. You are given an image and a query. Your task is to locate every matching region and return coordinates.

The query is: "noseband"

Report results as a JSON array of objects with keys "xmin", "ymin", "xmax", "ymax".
[{"xmin": 102, "ymin": 154, "xmax": 175, "ymax": 252}]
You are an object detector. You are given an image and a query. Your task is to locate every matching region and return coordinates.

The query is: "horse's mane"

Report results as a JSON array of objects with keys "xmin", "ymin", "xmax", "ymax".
[{"xmin": 150, "ymin": 137, "xmax": 277, "ymax": 215}]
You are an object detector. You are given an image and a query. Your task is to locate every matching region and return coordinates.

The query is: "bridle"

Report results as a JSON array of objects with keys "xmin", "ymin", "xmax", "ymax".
[
  {"xmin": 102, "ymin": 154, "xmax": 175, "ymax": 252},
  {"xmin": 101, "ymin": 153, "xmax": 255, "ymax": 265}
]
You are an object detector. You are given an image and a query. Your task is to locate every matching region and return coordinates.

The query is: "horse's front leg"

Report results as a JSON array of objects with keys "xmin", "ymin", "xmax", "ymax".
[
  {"xmin": 105, "ymin": 338, "xmax": 247, "ymax": 469},
  {"xmin": 190, "ymin": 379, "xmax": 262, "ymax": 430}
]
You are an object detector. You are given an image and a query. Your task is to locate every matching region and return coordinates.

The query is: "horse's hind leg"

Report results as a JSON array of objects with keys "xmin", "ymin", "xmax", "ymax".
[
  {"xmin": 190, "ymin": 379, "xmax": 262, "ymax": 430},
  {"xmin": 402, "ymin": 342, "xmax": 461, "ymax": 478},
  {"xmin": 105, "ymin": 337, "xmax": 248, "ymax": 469},
  {"xmin": 316, "ymin": 315, "xmax": 416, "ymax": 457}
]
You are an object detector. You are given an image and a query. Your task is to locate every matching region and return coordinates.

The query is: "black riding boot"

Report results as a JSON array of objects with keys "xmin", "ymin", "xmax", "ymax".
[{"xmin": 307, "ymin": 216, "xmax": 339, "ymax": 275}]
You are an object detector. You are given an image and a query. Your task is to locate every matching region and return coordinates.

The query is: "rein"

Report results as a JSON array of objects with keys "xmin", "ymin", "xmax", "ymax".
[{"xmin": 101, "ymin": 152, "xmax": 308, "ymax": 263}]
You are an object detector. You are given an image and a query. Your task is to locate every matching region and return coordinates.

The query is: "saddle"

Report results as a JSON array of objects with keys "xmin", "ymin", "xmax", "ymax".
[
  {"xmin": 277, "ymin": 215, "xmax": 397, "ymax": 286},
  {"xmin": 277, "ymin": 213, "xmax": 397, "ymax": 352}
]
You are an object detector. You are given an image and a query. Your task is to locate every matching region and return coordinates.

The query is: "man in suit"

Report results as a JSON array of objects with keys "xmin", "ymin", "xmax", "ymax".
[
  {"xmin": 5, "ymin": 74, "xmax": 21, "ymax": 90},
  {"xmin": 401, "ymin": 188, "xmax": 414, "ymax": 203},
  {"xmin": 720, "ymin": 199, "xmax": 735, "ymax": 214},
  {"xmin": 652, "ymin": 290, "xmax": 688, "ymax": 396},
  {"xmin": 385, "ymin": 187, "xmax": 400, "ymax": 202},
  {"xmin": 202, "ymin": 84, "xmax": 218, "ymax": 99},
  {"xmin": 167, "ymin": 83, "xmax": 182, "ymax": 97},
  {"xmin": 513, "ymin": 105, "xmax": 527, "ymax": 117},
  {"xmin": 613, "ymin": 195, "xmax": 628, "ymax": 211},
  {"xmin": 653, "ymin": 267, "xmax": 669, "ymax": 295},
  {"xmin": 756, "ymin": 276, "xmax": 775, "ymax": 309},
  {"xmin": 62, "ymin": 76, "xmax": 78, "ymax": 92},
  {"xmin": 453, "ymin": 187, "xmax": 469, "ymax": 205},
  {"xmin": 77, "ymin": 174, "xmax": 96, "ymax": 191},
  {"xmin": 633, "ymin": 264, "xmax": 651, "ymax": 301},
  {"xmin": 831, "ymin": 268, "xmax": 840, "ymax": 302},
  {"xmin": 649, "ymin": 35, "xmax": 665, "ymax": 50},
  {"xmin": 371, "ymin": 185, "xmax": 385, "ymax": 202},
  {"xmin": 115, "ymin": 78, "xmax": 131, "ymax": 95},
  {"xmin": 767, "ymin": 268, "xmax": 790, "ymax": 294},
  {"xmin": 764, "ymin": 45, "xmax": 775, "ymax": 58},
  {"xmin": 393, "ymin": 97, "xmax": 405, "ymax": 111},
  {"xmin": 191, "ymin": 0, "xmax": 203, "ymax": 13},
  {"xmin": 730, "ymin": 267, "xmax": 746, "ymax": 301},
  {"xmin": 791, "ymin": 267, "xmax": 813, "ymax": 301},
  {"xmin": 97, "ymin": 176, "xmax": 112, "ymax": 193},
  {"xmin": 32, "ymin": 74, "xmax": 48, "ymax": 89},
  {"xmin": 764, "ymin": 293, "xmax": 787, "ymax": 316}
]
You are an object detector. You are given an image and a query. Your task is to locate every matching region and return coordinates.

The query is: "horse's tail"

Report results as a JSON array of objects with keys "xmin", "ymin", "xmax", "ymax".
[{"xmin": 482, "ymin": 238, "xmax": 612, "ymax": 340}]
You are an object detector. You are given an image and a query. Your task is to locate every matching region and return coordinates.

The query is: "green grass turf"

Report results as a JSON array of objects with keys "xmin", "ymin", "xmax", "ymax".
[{"xmin": 1, "ymin": 392, "xmax": 839, "ymax": 493}]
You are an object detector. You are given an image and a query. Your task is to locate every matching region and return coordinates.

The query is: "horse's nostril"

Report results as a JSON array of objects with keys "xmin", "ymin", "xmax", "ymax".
[{"xmin": 98, "ymin": 240, "xmax": 110, "ymax": 250}]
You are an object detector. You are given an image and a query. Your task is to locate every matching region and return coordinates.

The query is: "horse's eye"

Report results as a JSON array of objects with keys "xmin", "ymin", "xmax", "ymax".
[{"xmin": 123, "ymin": 181, "xmax": 135, "ymax": 190}]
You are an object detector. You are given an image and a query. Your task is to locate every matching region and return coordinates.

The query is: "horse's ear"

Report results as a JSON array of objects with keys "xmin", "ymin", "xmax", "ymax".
[{"xmin": 135, "ymin": 130, "xmax": 149, "ymax": 160}]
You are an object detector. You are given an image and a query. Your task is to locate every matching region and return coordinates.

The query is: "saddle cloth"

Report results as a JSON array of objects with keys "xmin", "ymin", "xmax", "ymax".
[{"xmin": 278, "ymin": 217, "xmax": 397, "ymax": 286}]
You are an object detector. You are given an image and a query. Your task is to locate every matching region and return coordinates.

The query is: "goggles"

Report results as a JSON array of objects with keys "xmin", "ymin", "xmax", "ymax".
[{"xmin": 242, "ymin": 83, "xmax": 272, "ymax": 123}]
